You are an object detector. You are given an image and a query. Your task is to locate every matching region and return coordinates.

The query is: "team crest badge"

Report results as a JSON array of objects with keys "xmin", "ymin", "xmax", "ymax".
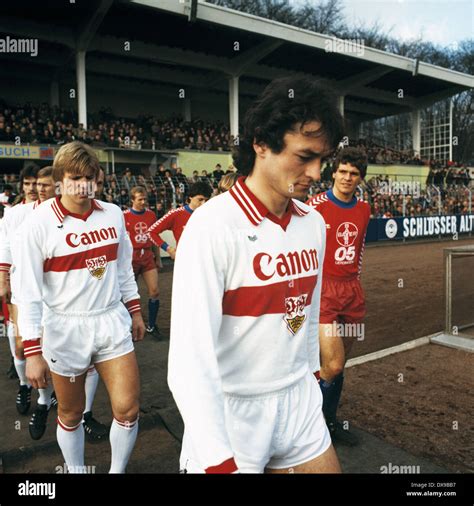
[
  {"xmin": 86, "ymin": 256, "xmax": 107, "ymax": 280},
  {"xmin": 284, "ymin": 294, "xmax": 308, "ymax": 336}
]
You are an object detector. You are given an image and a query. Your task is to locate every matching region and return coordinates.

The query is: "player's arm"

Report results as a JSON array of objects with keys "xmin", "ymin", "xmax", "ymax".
[
  {"xmin": 357, "ymin": 205, "xmax": 371, "ymax": 277},
  {"xmin": 168, "ymin": 218, "xmax": 237, "ymax": 473},
  {"xmin": 16, "ymin": 219, "xmax": 50, "ymax": 389},
  {"xmin": 147, "ymin": 210, "xmax": 176, "ymax": 258},
  {"xmin": 307, "ymin": 213, "xmax": 327, "ymax": 376},
  {"xmin": 0, "ymin": 214, "xmax": 12, "ymax": 298},
  {"xmin": 117, "ymin": 213, "xmax": 145, "ymax": 341}
]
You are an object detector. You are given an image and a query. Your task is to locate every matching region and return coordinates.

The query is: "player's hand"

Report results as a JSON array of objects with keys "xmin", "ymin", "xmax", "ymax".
[
  {"xmin": 0, "ymin": 271, "xmax": 11, "ymax": 299},
  {"xmin": 26, "ymin": 355, "xmax": 51, "ymax": 390},
  {"xmin": 131, "ymin": 313, "xmax": 146, "ymax": 342},
  {"xmin": 167, "ymin": 246, "xmax": 176, "ymax": 260}
]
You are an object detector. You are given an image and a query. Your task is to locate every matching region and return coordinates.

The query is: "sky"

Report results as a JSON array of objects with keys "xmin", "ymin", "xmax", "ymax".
[{"xmin": 291, "ymin": 0, "xmax": 473, "ymax": 48}]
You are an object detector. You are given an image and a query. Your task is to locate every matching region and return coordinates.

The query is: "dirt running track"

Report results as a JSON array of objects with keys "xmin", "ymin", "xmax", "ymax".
[{"xmin": 0, "ymin": 237, "xmax": 472, "ymax": 474}]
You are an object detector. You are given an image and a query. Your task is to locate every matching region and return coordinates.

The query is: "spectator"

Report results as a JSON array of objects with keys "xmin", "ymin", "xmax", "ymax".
[
  {"xmin": 121, "ymin": 168, "xmax": 136, "ymax": 192},
  {"xmin": 212, "ymin": 164, "xmax": 225, "ymax": 182}
]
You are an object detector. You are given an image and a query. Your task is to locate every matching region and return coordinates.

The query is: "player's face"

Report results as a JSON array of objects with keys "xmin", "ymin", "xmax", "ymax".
[
  {"xmin": 188, "ymin": 195, "xmax": 209, "ymax": 210},
  {"xmin": 332, "ymin": 163, "xmax": 362, "ymax": 197},
  {"xmin": 37, "ymin": 177, "xmax": 55, "ymax": 202},
  {"xmin": 132, "ymin": 193, "xmax": 147, "ymax": 211},
  {"xmin": 255, "ymin": 121, "xmax": 332, "ymax": 200},
  {"xmin": 23, "ymin": 177, "xmax": 38, "ymax": 202},
  {"xmin": 62, "ymin": 171, "xmax": 96, "ymax": 203},
  {"xmin": 95, "ymin": 171, "xmax": 105, "ymax": 198}
]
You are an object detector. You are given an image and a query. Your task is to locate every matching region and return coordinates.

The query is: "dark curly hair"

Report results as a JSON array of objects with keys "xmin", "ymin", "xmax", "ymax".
[
  {"xmin": 188, "ymin": 181, "xmax": 213, "ymax": 199},
  {"xmin": 233, "ymin": 76, "xmax": 345, "ymax": 175},
  {"xmin": 332, "ymin": 147, "xmax": 368, "ymax": 179}
]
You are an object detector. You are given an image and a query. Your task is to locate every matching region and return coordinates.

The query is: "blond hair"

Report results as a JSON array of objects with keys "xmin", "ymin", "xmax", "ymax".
[
  {"xmin": 130, "ymin": 186, "xmax": 147, "ymax": 200},
  {"xmin": 218, "ymin": 173, "xmax": 238, "ymax": 194},
  {"xmin": 52, "ymin": 141, "xmax": 100, "ymax": 182},
  {"xmin": 37, "ymin": 166, "xmax": 53, "ymax": 179}
]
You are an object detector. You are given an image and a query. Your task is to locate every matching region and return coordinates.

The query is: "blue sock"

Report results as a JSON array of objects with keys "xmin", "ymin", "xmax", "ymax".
[
  {"xmin": 148, "ymin": 299, "xmax": 160, "ymax": 328},
  {"xmin": 319, "ymin": 373, "xmax": 344, "ymax": 424}
]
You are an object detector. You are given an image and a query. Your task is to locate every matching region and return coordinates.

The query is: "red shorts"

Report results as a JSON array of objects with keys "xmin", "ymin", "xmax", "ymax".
[
  {"xmin": 1, "ymin": 299, "xmax": 9, "ymax": 322},
  {"xmin": 132, "ymin": 248, "xmax": 156, "ymax": 276},
  {"xmin": 319, "ymin": 275, "xmax": 366, "ymax": 324}
]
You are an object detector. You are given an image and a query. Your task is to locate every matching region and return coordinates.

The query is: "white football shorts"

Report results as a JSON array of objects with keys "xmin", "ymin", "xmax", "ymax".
[
  {"xmin": 41, "ymin": 301, "xmax": 134, "ymax": 377},
  {"xmin": 180, "ymin": 369, "xmax": 331, "ymax": 473}
]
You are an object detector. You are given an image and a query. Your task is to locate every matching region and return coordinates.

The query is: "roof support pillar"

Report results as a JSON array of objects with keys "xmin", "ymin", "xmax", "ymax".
[
  {"xmin": 76, "ymin": 50, "xmax": 88, "ymax": 130},
  {"xmin": 183, "ymin": 97, "xmax": 192, "ymax": 122},
  {"xmin": 50, "ymin": 79, "xmax": 60, "ymax": 108},
  {"xmin": 411, "ymin": 109, "xmax": 421, "ymax": 156},
  {"xmin": 229, "ymin": 75, "xmax": 239, "ymax": 141},
  {"xmin": 338, "ymin": 95, "xmax": 345, "ymax": 117}
]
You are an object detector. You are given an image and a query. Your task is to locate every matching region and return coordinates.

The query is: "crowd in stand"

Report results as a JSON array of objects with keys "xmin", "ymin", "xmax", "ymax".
[
  {"xmin": 0, "ymin": 102, "xmax": 233, "ymax": 151},
  {"xmin": 354, "ymin": 138, "xmax": 425, "ymax": 165},
  {"xmin": 1, "ymin": 161, "xmax": 472, "ymax": 221},
  {"xmin": 0, "ymin": 101, "xmax": 462, "ymax": 169},
  {"xmin": 361, "ymin": 177, "xmax": 471, "ymax": 218},
  {"xmin": 0, "ymin": 100, "xmax": 472, "ymax": 219}
]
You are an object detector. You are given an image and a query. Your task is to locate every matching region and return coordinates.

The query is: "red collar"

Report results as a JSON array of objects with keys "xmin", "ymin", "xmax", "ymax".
[
  {"xmin": 51, "ymin": 196, "xmax": 104, "ymax": 223},
  {"xmin": 229, "ymin": 176, "xmax": 308, "ymax": 230}
]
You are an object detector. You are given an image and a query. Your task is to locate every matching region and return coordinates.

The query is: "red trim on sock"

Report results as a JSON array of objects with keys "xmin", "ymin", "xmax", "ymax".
[
  {"xmin": 57, "ymin": 417, "xmax": 81, "ymax": 432},
  {"xmin": 205, "ymin": 457, "xmax": 238, "ymax": 474},
  {"xmin": 114, "ymin": 417, "xmax": 138, "ymax": 429}
]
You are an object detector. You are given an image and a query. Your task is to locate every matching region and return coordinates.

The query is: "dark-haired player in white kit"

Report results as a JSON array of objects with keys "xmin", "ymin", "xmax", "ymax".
[
  {"xmin": 18, "ymin": 141, "xmax": 145, "ymax": 473},
  {"xmin": 169, "ymin": 77, "xmax": 344, "ymax": 473}
]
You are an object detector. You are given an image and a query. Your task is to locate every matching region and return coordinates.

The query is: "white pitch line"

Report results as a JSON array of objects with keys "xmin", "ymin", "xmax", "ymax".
[{"xmin": 345, "ymin": 334, "xmax": 439, "ymax": 368}]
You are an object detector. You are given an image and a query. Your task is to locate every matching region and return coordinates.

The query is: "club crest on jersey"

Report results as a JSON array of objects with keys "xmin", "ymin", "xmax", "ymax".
[
  {"xmin": 336, "ymin": 222, "xmax": 358, "ymax": 247},
  {"xmin": 134, "ymin": 222, "xmax": 148, "ymax": 243},
  {"xmin": 85, "ymin": 255, "xmax": 107, "ymax": 280},
  {"xmin": 284, "ymin": 294, "xmax": 308, "ymax": 336}
]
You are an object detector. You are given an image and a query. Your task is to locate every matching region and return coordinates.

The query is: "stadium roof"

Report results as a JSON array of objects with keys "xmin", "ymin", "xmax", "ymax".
[{"xmin": 0, "ymin": 0, "xmax": 472, "ymax": 123}]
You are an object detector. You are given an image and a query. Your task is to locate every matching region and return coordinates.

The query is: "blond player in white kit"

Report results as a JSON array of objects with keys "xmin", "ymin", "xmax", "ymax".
[
  {"xmin": 169, "ymin": 77, "xmax": 345, "ymax": 473},
  {"xmin": 17, "ymin": 142, "xmax": 145, "ymax": 473}
]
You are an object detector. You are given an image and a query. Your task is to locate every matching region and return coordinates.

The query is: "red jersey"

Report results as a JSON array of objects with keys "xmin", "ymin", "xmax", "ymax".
[
  {"xmin": 306, "ymin": 190, "xmax": 370, "ymax": 279},
  {"xmin": 123, "ymin": 208, "xmax": 157, "ymax": 249},
  {"xmin": 148, "ymin": 205, "xmax": 193, "ymax": 251}
]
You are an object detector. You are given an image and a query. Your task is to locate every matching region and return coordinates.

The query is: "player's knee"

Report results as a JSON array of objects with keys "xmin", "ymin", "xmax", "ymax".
[
  {"xmin": 112, "ymin": 400, "xmax": 139, "ymax": 423},
  {"xmin": 327, "ymin": 360, "xmax": 344, "ymax": 378},
  {"xmin": 321, "ymin": 359, "xmax": 344, "ymax": 381},
  {"xmin": 58, "ymin": 407, "xmax": 84, "ymax": 427},
  {"xmin": 149, "ymin": 289, "xmax": 160, "ymax": 300}
]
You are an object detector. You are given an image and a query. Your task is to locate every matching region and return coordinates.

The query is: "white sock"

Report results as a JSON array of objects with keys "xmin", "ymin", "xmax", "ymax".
[
  {"xmin": 7, "ymin": 321, "xmax": 16, "ymax": 358},
  {"xmin": 84, "ymin": 366, "xmax": 99, "ymax": 414},
  {"xmin": 38, "ymin": 384, "xmax": 53, "ymax": 408},
  {"xmin": 14, "ymin": 357, "xmax": 29, "ymax": 387},
  {"xmin": 57, "ymin": 417, "xmax": 86, "ymax": 474},
  {"xmin": 109, "ymin": 417, "xmax": 139, "ymax": 473}
]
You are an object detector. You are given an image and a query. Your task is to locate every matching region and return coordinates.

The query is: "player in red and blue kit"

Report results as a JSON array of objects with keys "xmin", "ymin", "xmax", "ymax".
[
  {"xmin": 147, "ymin": 182, "xmax": 213, "ymax": 260},
  {"xmin": 307, "ymin": 147, "xmax": 370, "ymax": 446},
  {"xmin": 124, "ymin": 186, "xmax": 161, "ymax": 336}
]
